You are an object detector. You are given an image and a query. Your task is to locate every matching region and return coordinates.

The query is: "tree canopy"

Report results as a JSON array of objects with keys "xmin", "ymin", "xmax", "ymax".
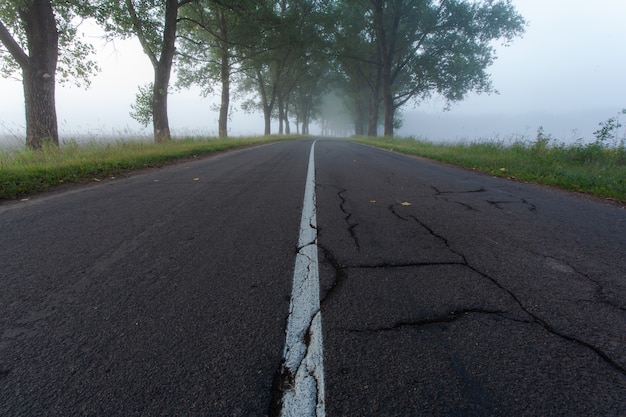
[
  {"xmin": 0, "ymin": 0, "xmax": 98, "ymax": 148},
  {"xmin": 1, "ymin": 0, "xmax": 525, "ymax": 148}
]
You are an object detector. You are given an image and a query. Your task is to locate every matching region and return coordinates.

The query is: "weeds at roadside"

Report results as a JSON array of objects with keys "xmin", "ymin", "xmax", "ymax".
[
  {"xmin": 0, "ymin": 135, "xmax": 297, "ymax": 200},
  {"xmin": 353, "ymin": 131, "xmax": 626, "ymax": 203}
]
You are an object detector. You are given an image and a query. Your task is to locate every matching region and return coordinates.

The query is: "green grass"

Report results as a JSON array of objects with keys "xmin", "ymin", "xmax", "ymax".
[
  {"xmin": 3, "ymin": 134, "xmax": 625, "ymax": 204},
  {"xmin": 352, "ymin": 136, "xmax": 626, "ymax": 204},
  {"xmin": 0, "ymin": 135, "xmax": 297, "ymax": 200}
]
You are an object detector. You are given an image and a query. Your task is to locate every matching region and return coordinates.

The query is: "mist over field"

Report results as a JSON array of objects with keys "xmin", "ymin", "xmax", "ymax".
[{"xmin": 397, "ymin": 108, "xmax": 624, "ymax": 144}]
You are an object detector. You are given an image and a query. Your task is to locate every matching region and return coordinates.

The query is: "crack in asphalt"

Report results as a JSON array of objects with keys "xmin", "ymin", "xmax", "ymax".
[
  {"xmin": 539, "ymin": 253, "xmax": 626, "ymax": 312},
  {"xmin": 318, "ymin": 243, "xmax": 348, "ymax": 309},
  {"xmin": 388, "ymin": 203, "xmax": 410, "ymax": 222},
  {"xmin": 342, "ymin": 308, "xmax": 516, "ymax": 333},
  {"xmin": 402, "ymin": 210, "xmax": 626, "ymax": 376},
  {"xmin": 337, "ymin": 189, "xmax": 361, "ymax": 250},
  {"xmin": 344, "ymin": 261, "xmax": 466, "ymax": 269},
  {"xmin": 322, "ymin": 197, "xmax": 626, "ymax": 376},
  {"xmin": 431, "ymin": 186, "xmax": 487, "ymax": 195},
  {"xmin": 455, "ymin": 201, "xmax": 480, "ymax": 211},
  {"xmin": 431, "ymin": 185, "xmax": 537, "ymax": 212},
  {"xmin": 271, "ymin": 253, "xmax": 322, "ymax": 417}
]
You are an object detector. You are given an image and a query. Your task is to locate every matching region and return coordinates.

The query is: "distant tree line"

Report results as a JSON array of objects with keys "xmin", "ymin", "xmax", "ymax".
[{"xmin": 0, "ymin": 0, "xmax": 525, "ymax": 149}]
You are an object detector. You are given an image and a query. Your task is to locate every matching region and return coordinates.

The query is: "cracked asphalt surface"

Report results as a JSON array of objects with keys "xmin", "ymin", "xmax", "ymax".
[{"xmin": 1, "ymin": 138, "xmax": 625, "ymax": 416}]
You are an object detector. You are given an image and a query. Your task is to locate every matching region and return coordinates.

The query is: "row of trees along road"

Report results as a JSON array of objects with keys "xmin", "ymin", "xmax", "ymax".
[{"xmin": 0, "ymin": 0, "xmax": 525, "ymax": 150}]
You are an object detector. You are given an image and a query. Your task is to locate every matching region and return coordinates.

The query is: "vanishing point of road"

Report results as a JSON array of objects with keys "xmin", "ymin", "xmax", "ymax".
[{"xmin": 1, "ymin": 139, "xmax": 625, "ymax": 416}]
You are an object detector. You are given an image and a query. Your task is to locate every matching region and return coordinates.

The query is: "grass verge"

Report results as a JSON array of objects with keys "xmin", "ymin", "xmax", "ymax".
[
  {"xmin": 0, "ymin": 136, "xmax": 297, "ymax": 200},
  {"xmin": 352, "ymin": 136, "xmax": 626, "ymax": 204}
]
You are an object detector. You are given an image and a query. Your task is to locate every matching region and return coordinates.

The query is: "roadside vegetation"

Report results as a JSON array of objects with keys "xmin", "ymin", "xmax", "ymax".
[
  {"xmin": 1, "ymin": 1, "xmax": 525, "ymax": 148},
  {"xmin": 353, "ymin": 129, "xmax": 626, "ymax": 204},
  {"xmin": 0, "ymin": 136, "xmax": 292, "ymax": 200},
  {"xmin": 3, "ymin": 129, "xmax": 625, "ymax": 203}
]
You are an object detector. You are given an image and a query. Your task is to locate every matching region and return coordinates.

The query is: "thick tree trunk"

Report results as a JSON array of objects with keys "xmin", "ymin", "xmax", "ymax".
[
  {"xmin": 372, "ymin": 0, "xmax": 396, "ymax": 137},
  {"xmin": 354, "ymin": 99, "xmax": 365, "ymax": 136},
  {"xmin": 263, "ymin": 106, "xmax": 272, "ymax": 136},
  {"xmin": 23, "ymin": 67, "xmax": 58, "ymax": 149},
  {"xmin": 152, "ymin": 64, "xmax": 171, "ymax": 144},
  {"xmin": 354, "ymin": 96, "xmax": 365, "ymax": 136},
  {"xmin": 382, "ymin": 67, "xmax": 394, "ymax": 137},
  {"xmin": 0, "ymin": 0, "xmax": 60, "ymax": 149},
  {"xmin": 151, "ymin": 0, "xmax": 178, "ymax": 143},
  {"xmin": 219, "ymin": 76, "xmax": 230, "ymax": 138},
  {"xmin": 368, "ymin": 69, "xmax": 381, "ymax": 137}
]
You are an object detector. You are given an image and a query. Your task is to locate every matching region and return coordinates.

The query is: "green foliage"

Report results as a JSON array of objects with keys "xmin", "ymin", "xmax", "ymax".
[
  {"xmin": 593, "ymin": 109, "xmax": 625, "ymax": 146},
  {"xmin": 0, "ymin": 1, "xmax": 99, "ymax": 86},
  {"xmin": 330, "ymin": 0, "xmax": 526, "ymax": 136},
  {"xmin": 129, "ymin": 83, "xmax": 154, "ymax": 127},
  {"xmin": 531, "ymin": 126, "xmax": 554, "ymax": 155}
]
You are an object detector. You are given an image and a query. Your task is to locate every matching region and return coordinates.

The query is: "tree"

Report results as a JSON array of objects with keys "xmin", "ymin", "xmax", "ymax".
[
  {"xmin": 235, "ymin": 1, "xmax": 293, "ymax": 136},
  {"xmin": 97, "ymin": 0, "xmax": 195, "ymax": 143},
  {"xmin": 177, "ymin": 1, "xmax": 256, "ymax": 137},
  {"xmin": 237, "ymin": 0, "xmax": 330, "ymax": 136},
  {"xmin": 0, "ymin": 0, "xmax": 97, "ymax": 149},
  {"xmin": 348, "ymin": 0, "xmax": 525, "ymax": 137},
  {"xmin": 330, "ymin": 0, "xmax": 382, "ymax": 135}
]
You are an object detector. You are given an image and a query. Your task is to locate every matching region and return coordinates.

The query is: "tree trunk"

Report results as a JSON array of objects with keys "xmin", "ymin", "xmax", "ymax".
[
  {"xmin": 152, "ymin": 64, "xmax": 171, "ymax": 144},
  {"xmin": 367, "ymin": 69, "xmax": 381, "ymax": 137},
  {"xmin": 382, "ymin": 67, "xmax": 394, "ymax": 137},
  {"xmin": 354, "ymin": 97, "xmax": 365, "ymax": 136},
  {"xmin": 277, "ymin": 94, "xmax": 284, "ymax": 135},
  {"xmin": 263, "ymin": 106, "xmax": 272, "ymax": 136},
  {"xmin": 353, "ymin": 89, "xmax": 367, "ymax": 136},
  {"xmin": 0, "ymin": 0, "xmax": 60, "ymax": 149},
  {"xmin": 284, "ymin": 96, "xmax": 290, "ymax": 135},
  {"xmin": 372, "ymin": 0, "xmax": 396, "ymax": 137},
  {"xmin": 219, "ymin": 77, "xmax": 230, "ymax": 138},
  {"xmin": 151, "ymin": 0, "xmax": 178, "ymax": 143},
  {"xmin": 23, "ymin": 66, "xmax": 58, "ymax": 149},
  {"xmin": 218, "ymin": 11, "xmax": 229, "ymax": 138},
  {"xmin": 256, "ymin": 70, "xmax": 273, "ymax": 136}
]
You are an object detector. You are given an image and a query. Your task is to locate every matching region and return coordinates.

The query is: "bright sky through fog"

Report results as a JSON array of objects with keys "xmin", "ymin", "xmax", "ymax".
[{"xmin": 1, "ymin": 0, "xmax": 625, "ymax": 142}]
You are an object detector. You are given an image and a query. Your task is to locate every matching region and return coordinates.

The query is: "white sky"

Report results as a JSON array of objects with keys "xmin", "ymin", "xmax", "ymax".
[{"xmin": 1, "ymin": 0, "xmax": 625, "ymax": 142}]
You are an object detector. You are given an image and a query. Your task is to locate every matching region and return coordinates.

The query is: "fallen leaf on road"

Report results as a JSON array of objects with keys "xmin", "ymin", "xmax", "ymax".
[
  {"xmin": 193, "ymin": 178, "xmax": 200, "ymax": 181},
  {"xmin": 370, "ymin": 200, "xmax": 377, "ymax": 203},
  {"xmin": 401, "ymin": 201, "xmax": 411, "ymax": 206}
]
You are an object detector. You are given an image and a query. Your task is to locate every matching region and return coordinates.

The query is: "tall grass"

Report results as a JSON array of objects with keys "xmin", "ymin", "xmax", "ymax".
[
  {"xmin": 0, "ymin": 136, "xmax": 294, "ymax": 199},
  {"xmin": 353, "ymin": 136, "xmax": 626, "ymax": 203}
]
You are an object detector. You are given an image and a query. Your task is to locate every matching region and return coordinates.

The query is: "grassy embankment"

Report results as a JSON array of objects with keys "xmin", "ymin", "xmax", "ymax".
[
  {"xmin": 353, "ymin": 136, "xmax": 626, "ymax": 204},
  {"xmin": 0, "ymin": 136, "xmax": 294, "ymax": 200},
  {"xmin": 2, "ymin": 135, "xmax": 624, "ymax": 203}
]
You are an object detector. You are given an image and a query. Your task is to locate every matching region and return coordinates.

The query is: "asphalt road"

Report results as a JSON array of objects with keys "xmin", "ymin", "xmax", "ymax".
[{"xmin": 1, "ymin": 139, "xmax": 625, "ymax": 416}]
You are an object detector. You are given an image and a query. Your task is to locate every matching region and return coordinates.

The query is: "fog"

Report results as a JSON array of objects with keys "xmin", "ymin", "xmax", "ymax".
[{"xmin": 1, "ymin": 0, "xmax": 625, "ymax": 145}]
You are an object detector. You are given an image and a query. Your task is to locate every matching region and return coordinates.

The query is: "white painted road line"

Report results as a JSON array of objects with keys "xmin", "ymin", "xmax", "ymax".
[{"xmin": 280, "ymin": 140, "xmax": 325, "ymax": 417}]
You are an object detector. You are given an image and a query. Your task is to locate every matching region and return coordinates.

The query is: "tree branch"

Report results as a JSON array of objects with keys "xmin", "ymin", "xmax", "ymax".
[
  {"xmin": 0, "ymin": 18, "xmax": 30, "ymax": 69},
  {"xmin": 125, "ymin": 0, "xmax": 158, "ymax": 67}
]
